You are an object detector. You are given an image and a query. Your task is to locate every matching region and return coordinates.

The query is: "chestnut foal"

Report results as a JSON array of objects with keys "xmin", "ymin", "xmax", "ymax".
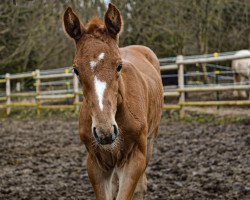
[{"xmin": 63, "ymin": 3, "xmax": 163, "ymax": 200}]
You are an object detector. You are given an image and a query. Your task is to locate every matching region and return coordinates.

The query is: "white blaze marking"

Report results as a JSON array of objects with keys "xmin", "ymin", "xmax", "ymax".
[
  {"xmin": 90, "ymin": 61, "xmax": 97, "ymax": 69},
  {"xmin": 94, "ymin": 76, "xmax": 106, "ymax": 111},
  {"xmin": 89, "ymin": 52, "xmax": 105, "ymax": 70},
  {"xmin": 98, "ymin": 52, "xmax": 105, "ymax": 60}
]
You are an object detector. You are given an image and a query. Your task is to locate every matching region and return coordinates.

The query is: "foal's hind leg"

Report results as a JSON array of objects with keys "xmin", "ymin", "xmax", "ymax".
[
  {"xmin": 132, "ymin": 127, "xmax": 158, "ymax": 200},
  {"xmin": 132, "ymin": 173, "xmax": 147, "ymax": 200}
]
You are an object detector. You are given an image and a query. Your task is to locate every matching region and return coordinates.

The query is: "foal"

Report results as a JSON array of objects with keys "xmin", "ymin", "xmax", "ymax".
[{"xmin": 63, "ymin": 3, "xmax": 163, "ymax": 199}]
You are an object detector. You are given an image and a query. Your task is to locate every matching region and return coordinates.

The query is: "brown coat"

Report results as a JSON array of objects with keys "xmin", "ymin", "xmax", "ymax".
[
  {"xmin": 64, "ymin": 3, "xmax": 163, "ymax": 200},
  {"xmin": 79, "ymin": 45, "xmax": 163, "ymax": 169}
]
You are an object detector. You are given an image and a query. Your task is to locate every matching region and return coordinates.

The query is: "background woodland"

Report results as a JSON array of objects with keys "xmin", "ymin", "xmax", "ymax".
[{"xmin": 0, "ymin": 0, "xmax": 249, "ymax": 74}]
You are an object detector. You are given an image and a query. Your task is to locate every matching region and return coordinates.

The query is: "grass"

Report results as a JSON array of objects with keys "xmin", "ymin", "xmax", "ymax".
[
  {"xmin": 0, "ymin": 107, "xmax": 79, "ymax": 121},
  {"xmin": 162, "ymin": 110, "xmax": 250, "ymax": 124},
  {"xmin": 1, "ymin": 107, "xmax": 250, "ymax": 125}
]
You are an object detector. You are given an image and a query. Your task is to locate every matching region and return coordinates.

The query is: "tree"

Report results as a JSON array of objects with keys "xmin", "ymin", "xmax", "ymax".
[
  {"xmin": 0, "ymin": 0, "xmax": 249, "ymax": 75},
  {"xmin": 0, "ymin": 0, "xmax": 106, "ymax": 74}
]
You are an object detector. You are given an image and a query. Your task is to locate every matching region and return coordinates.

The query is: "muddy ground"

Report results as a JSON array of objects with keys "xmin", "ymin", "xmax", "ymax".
[{"xmin": 0, "ymin": 114, "xmax": 249, "ymax": 200}]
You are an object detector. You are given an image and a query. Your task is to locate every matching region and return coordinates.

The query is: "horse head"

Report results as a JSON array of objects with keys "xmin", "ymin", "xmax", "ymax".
[{"xmin": 63, "ymin": 4, "xmax": 123, "ymax": 146}]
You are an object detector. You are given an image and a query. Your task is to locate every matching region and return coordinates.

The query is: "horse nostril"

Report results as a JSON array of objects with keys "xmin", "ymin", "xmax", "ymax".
[
  {"xmin": 92, "ymin": 125, "xmax": 119, "ymax": 145},
  {"xmin": 113, "ymin": 125, "xmax": 118, "ymax": 137},
  {"xmin": 93, "ymin": 127, "xmax": 99, "ymax": 140}
]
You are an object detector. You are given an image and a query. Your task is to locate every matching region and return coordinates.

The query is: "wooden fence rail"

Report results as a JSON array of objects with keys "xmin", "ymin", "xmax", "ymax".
[
  {"xmin": 0, "ymin": 50, "xmax": 250, "ymax": 117},
  {"xmin": 174, "ymin": 51, "xmax": 250, "ymax": 118}
]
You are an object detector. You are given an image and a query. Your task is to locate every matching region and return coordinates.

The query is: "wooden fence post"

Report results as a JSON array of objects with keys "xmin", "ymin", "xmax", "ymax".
[
  {"xmin": 5, "ymin": 73, "xmax": 11, "ymax": 115},
  {"xmin": 177, "ymin": 55, "xmax": 185, "ymax": 119},
  {"xmin": 35, "ymin": 69, "xmax": 41, "ymax": 115},
  {"xmin": 73, "ymin": 74, "xmax": 80, "ymax": 112}
]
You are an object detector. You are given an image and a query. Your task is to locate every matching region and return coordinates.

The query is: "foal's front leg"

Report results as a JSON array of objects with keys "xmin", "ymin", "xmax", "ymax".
[
  {"xmin": 116, "ymin": 149, "xmax": 146, "ymax": 200},
  {"xmin": 86, "ymin": 154, "xmax": 115, "ymax": 200}
]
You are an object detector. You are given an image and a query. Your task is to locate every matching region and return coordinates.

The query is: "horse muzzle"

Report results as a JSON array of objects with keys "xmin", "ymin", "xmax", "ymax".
[{"xmin": 92, "ymin": 124, "xmax": 118, "ymax": 145}]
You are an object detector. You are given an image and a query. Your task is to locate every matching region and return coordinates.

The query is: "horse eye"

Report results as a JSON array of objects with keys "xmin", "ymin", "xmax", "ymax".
[
  {"xmin": 73, "ymin": 67, "xmax": 79, "ymax": 76},
  {"xmin": 116, "ymin": 64, "xmax": 122, "ymax": 73}
]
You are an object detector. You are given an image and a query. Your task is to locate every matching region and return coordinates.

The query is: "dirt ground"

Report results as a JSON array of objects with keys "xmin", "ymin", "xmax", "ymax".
[{"xmin": 0, "ymin": 114, "xmax": 249, "ymax": 200}]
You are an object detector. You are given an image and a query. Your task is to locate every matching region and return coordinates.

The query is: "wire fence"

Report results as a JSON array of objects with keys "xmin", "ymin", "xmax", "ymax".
[
  {"xmin": 0, "ymin": 49, "xmax": 250, "ymax": 117},
  {"xmin": 158, "ymin": 49, "xmax": 250, "ymax": 64}
]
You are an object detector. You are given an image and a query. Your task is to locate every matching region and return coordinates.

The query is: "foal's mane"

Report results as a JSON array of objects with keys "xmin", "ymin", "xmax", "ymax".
[{"xmin": 86, "ymin": 17, "xmax": 105, "ymax": 35}]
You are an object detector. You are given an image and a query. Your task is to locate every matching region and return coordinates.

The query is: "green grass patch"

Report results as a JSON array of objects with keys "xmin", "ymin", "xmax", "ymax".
[
  {"xmin": 0, "ymin": 107, "xmax": 79, "ymax": 121},
  {"xmin": 162, "ymin": 110, "xmax": 250, "ymax": 124},
  {"xmin": 1, "ymin": 107, "xmax": 250, "ymax": 125}
]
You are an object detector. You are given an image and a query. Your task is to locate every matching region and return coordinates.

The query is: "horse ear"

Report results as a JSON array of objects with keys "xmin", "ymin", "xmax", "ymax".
[
  {"xmin": 63, "ymin": 7, "xmax": 85, "ymax": 41},
  {"xmin": 104, "ymin": 3, "xmax": 122, "ymax": 39}
]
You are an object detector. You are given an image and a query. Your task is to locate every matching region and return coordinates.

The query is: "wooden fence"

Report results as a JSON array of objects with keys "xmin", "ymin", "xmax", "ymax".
[
  {"xmin": 161, "ymin": 52, "xmax": 250, "ymax": 118},
  {"xmin": 0, "ymin": 69, "xmax": 80, "ymax": 115},
  {"xmin": 0, "ymin": 50, "xmax": 250, "ymax": 118}
]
